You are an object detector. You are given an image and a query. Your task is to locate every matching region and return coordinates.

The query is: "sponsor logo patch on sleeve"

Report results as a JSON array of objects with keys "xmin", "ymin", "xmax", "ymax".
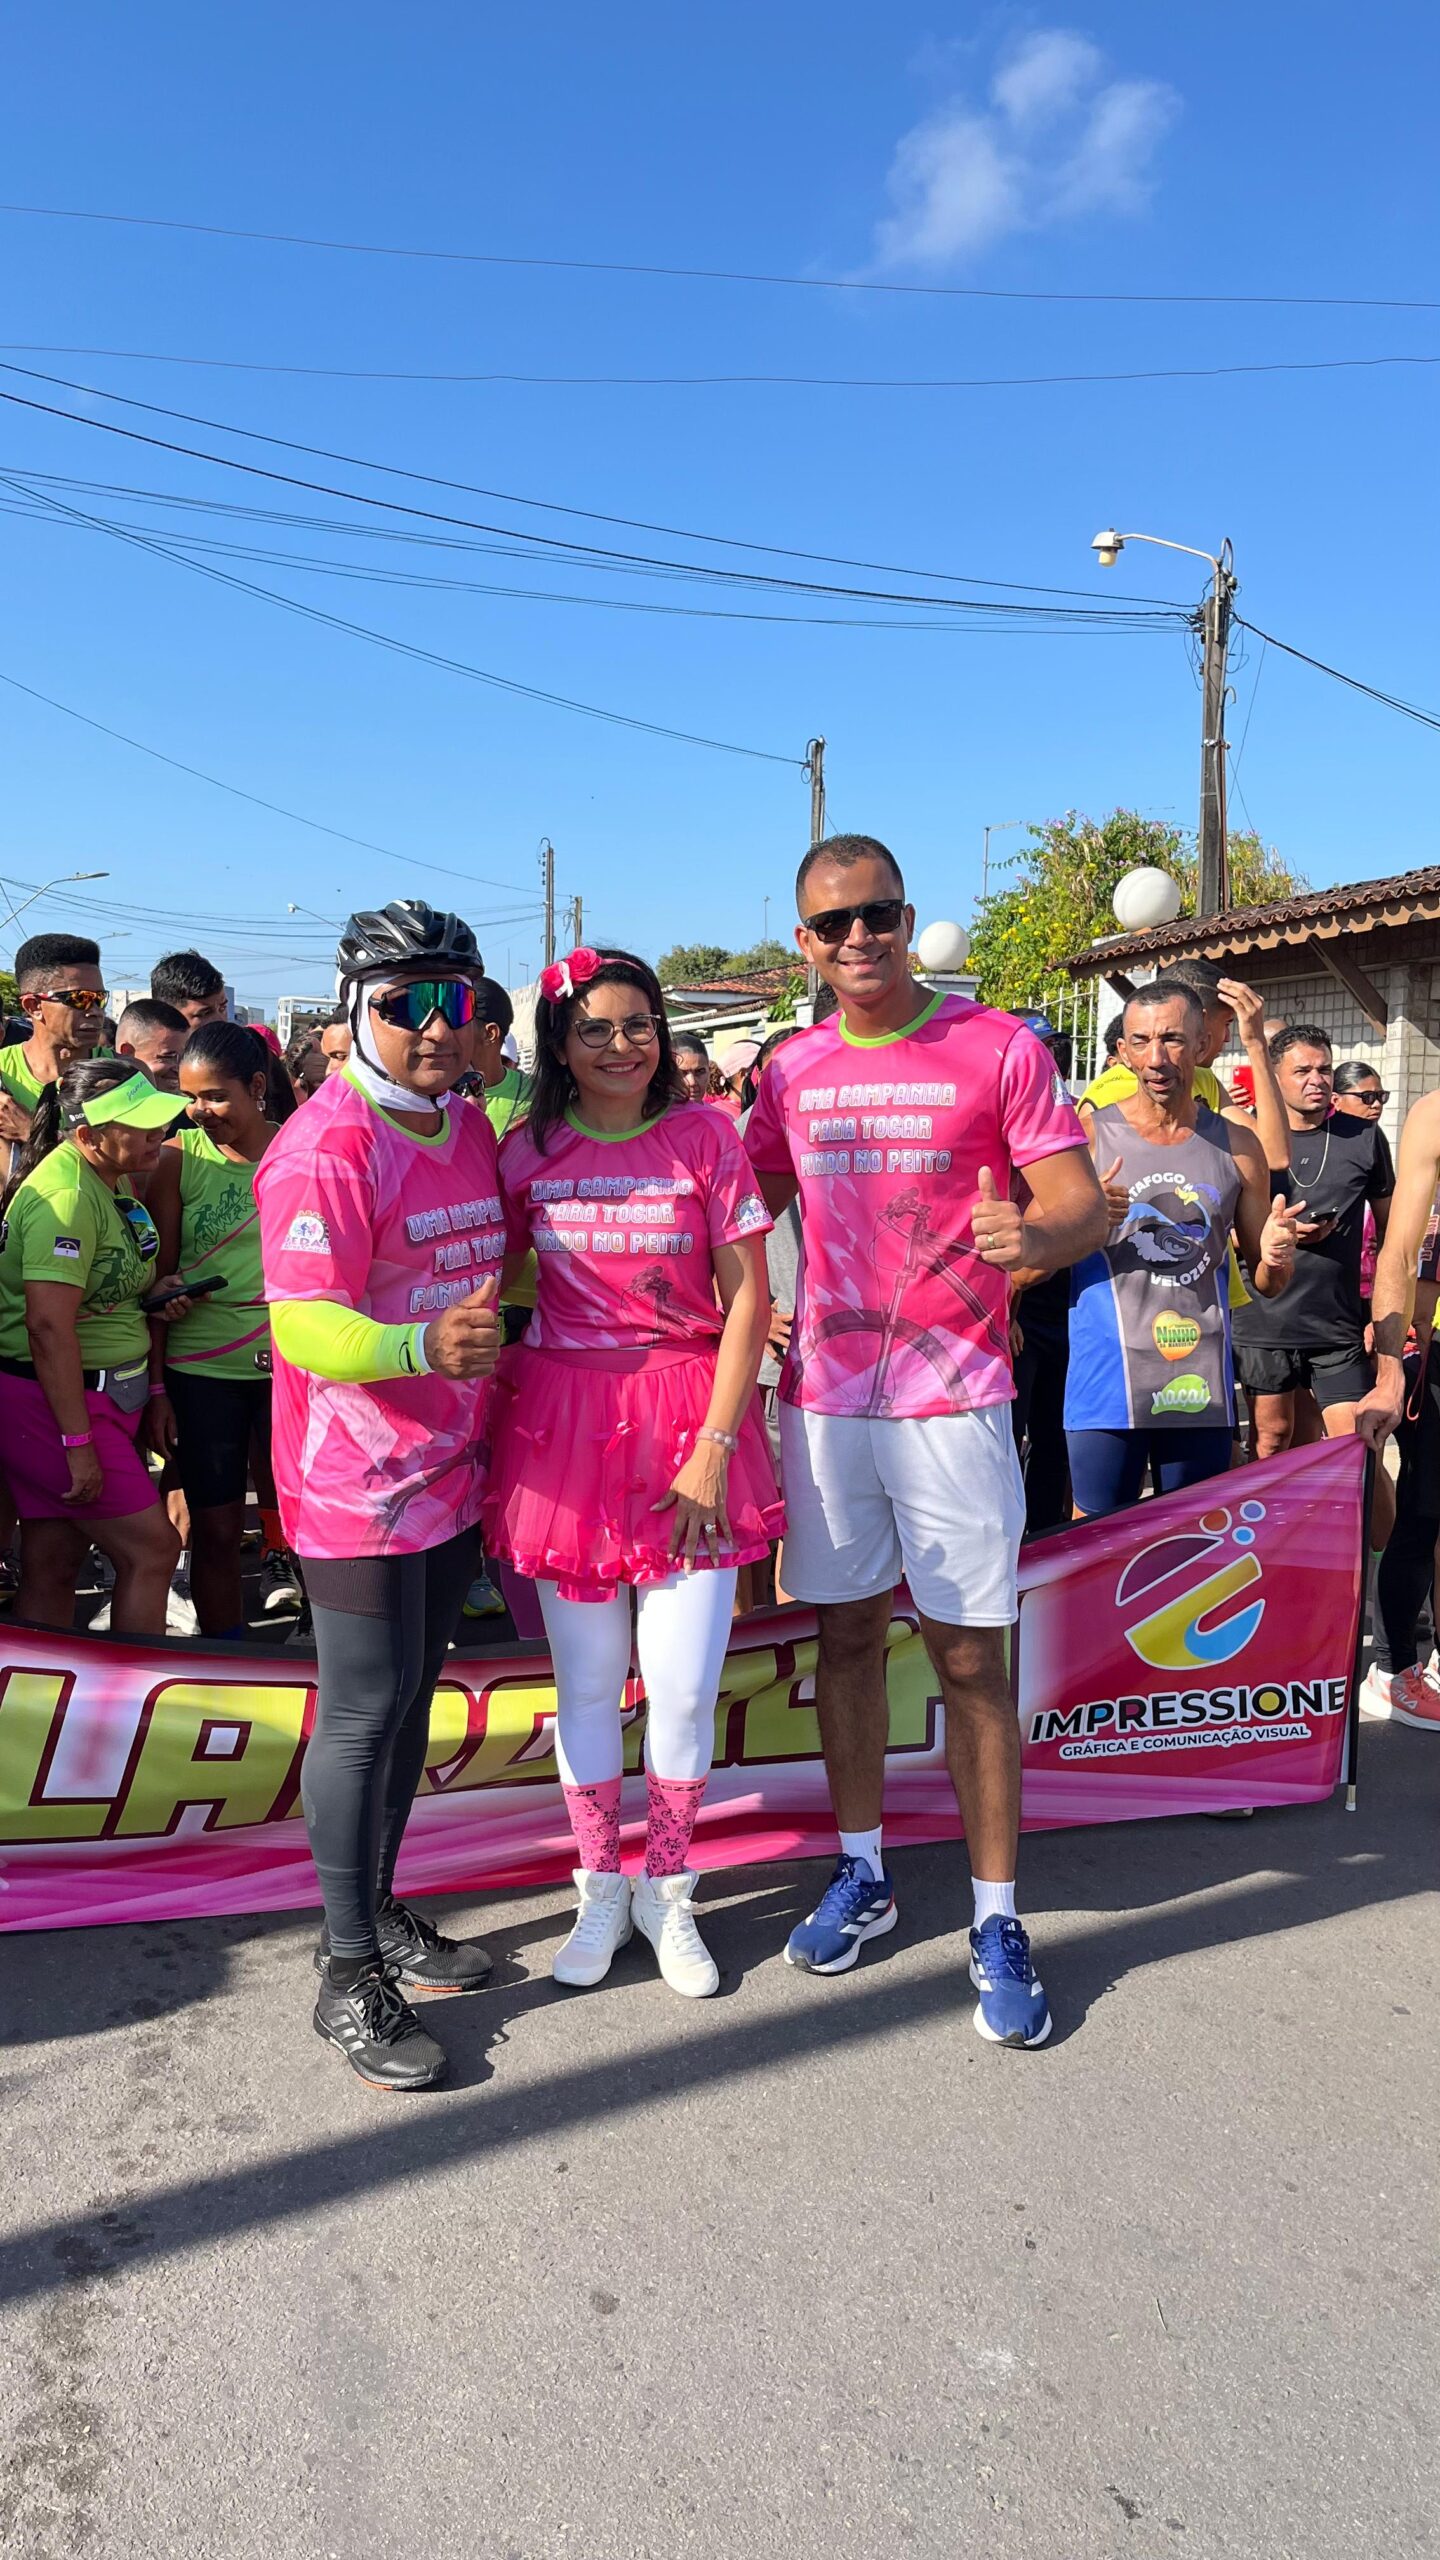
[
  {"xmin": 733, "ymin": 1193, "xmax": 769, "ymax": 1234},
  {"xmin": 52, "ymin": 1235, "xmax": 83, "ymax": 1260},
  {"xmin": 282, "ymin": 1211, "xmax": 331, "ymax": 1254}
]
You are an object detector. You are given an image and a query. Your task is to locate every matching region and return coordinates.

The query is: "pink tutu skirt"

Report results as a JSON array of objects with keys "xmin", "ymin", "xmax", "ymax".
[{"xmin": 483, "ymin": 1341, "xmax": 784, "ymax": 1603}]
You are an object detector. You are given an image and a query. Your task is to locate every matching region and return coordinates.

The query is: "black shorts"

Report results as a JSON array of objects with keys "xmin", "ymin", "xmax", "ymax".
[
  {"xmin": 165, "ymin": 1368, "xmax": 272, "ymax": 1510},
  {"xmin": 1233, "ymin": 1339, "xmax": 1374, "ymax": 1411}
]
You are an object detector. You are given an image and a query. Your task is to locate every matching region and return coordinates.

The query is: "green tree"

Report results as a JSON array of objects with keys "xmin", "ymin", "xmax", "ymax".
[
  {"xmin": 656, "ymin": 943, "xmax": 733, "ymax": 987},
  {"xmin": 967, "ymin": 810, "xmax": 1305, "ymax": 1015},
  {"xmin": 0, "ymin": 970, "xmax": 17, "ymax": 1018},
  {"xmin": 728, "ymin": 938, "xmax": 793, "ymax": 974}
]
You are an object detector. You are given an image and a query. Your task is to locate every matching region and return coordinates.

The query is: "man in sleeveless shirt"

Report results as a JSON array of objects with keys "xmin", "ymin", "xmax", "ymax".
[
  {"xmin": 1356, "ymin": 1089, "xmax": 1440, "ymax": 1729},
  {"xmin": 1065, "ymin": 980, "xmax": 1307, "ymax": 1517}
]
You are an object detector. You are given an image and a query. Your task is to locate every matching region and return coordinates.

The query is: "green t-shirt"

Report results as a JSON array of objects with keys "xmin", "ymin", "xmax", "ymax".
[
  {"xmin": 0, "ymin": 1040, "xmax": 44, "ymax": 1113},
  {"xmin": 165, "ymin": 1126, "xmax": 270, "ymax": 1378},
  {"xmin": 0, "ymin": 1144, "xmax": 159, "ymax": 1365}
]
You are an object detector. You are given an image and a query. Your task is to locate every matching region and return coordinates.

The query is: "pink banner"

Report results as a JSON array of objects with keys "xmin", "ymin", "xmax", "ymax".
[{"xmin": 0, "ymin": 1440, "xmax": 1366, "ymax": 1931}]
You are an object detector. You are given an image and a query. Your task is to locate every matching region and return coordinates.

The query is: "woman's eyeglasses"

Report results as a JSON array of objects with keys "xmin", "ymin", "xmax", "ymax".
[
  {"xmin": 1350, "ymin": 1087, "xmax": 1388, "ymax": 1106},
  {"xmin": 573, "ymin": 1013, "xmax": 661, "ymax": 1051},
  {"xmin": 367, "ymin": 979, "xmax": 478, "ymax": 1032},
  {"xmin": 800, "ymin": 897, "xmax": 906, "ymax": 947},
  {"xmin": 37, "ymin": 986, "xmax": 107, "ymax": 1013}
]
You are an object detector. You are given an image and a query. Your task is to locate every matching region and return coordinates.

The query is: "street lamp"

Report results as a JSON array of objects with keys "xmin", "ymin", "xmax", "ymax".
[
  {"xmin": 286, "ymin": 901, "xmax": 342, "ymax": 931},
  {"xmin": 0, "ymin": 868, "xmax": 109, "ymax": 939},
  {"xmin": 1090, "ymin": 528, "xmax": 1237, "ymax": 916},
  {"xmin": 981, "ymin": 819, "xmax": 1024, "ymax": 901}
]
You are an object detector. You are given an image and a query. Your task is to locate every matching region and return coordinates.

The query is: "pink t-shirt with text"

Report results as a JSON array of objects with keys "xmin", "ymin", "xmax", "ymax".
[
  {"xmin": 744, "ymin": 992, "xmax": 1086, "ymax": 1419},
  {"xmin": 256, "ymin": 1076, "xmax": 505, "ymax": 1557},
  {"xmin": 499, "ymin": 1104, "xmax": 771, "ymax": 1352}
]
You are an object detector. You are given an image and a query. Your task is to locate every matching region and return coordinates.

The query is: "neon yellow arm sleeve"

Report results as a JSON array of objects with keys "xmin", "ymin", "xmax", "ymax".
[{"xmin": 271, "ymin": 1299, "xmax": 429, "ymax": 1384}]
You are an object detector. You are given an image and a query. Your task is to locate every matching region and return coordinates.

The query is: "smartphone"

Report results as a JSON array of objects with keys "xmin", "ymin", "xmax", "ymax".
[{"xmin": 142, "ymin": 1274, "xmax": 229, "ymax": 1314}]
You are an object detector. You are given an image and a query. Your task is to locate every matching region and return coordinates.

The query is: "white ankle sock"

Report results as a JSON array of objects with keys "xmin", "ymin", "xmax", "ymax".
[
  {"xmin": 839, "ymin": 1827, "xmax": 884, "ymax": 1884},
  {"xmin": 972, "ymin": 1879, "xmax": 1017, "ymax": 1929}
]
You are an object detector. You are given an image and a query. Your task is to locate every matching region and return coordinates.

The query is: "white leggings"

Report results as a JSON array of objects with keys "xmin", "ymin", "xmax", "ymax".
[{"xmin": 537, "ymin": 1568, "xmax": 738, "ymax": 1786}]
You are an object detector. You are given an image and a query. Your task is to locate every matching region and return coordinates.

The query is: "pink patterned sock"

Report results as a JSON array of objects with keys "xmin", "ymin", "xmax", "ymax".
[
  {"xmin": 644, "ymin": 1772, "xmax": 708, "ymax": 1878},
  {"xmin": 562, "ymin": 1776, "xmax": 623, "ymax": 1873}
]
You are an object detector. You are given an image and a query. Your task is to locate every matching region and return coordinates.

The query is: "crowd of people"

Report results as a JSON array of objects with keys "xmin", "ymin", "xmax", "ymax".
[{"xmin": 0, "ymin": 831, "xmax": 1433, "ymax": 2091}]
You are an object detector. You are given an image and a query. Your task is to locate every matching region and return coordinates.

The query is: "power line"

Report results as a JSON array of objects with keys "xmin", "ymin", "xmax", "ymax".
[
  {"xmin": 0, "ymin": 667, "xmax": 553, "ymax": 893},
  {"xmin": 0, "ymin": 472, "xmax": 805, "ymax": 764},
  {"xmin": 0, "ymin": 360, "xmax": 1190, "ymax": 608},
  {"xmin": 2, "ymin": 201, "xmax": 1435, "ymax": 310},
  {"xmin": 1233, "ymin": 617, "xmax": 1440, "ymax": 734},
  {"xmin": 1, "ymin": 341, "xmax": 1437, "ymax": 393},
  {"xmin": 0, "ymin": 494, "xmax": 1180, "ymax": 632}
]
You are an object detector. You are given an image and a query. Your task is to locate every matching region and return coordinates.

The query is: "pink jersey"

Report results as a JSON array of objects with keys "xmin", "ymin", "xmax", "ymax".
[
  {"xmin": 744, "ymin": 991, "xmax": 1086, "ymax": 1419},
  {"xmin": 498, "ymin": 1104, "xmax": 771, "ymax": 1352},
  {"xmin": 255, "ymin": 1075, "xmax": 505, "ymax": 1557}
]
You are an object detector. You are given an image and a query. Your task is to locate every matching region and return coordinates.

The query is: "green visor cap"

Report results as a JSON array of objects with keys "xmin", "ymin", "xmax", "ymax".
[{"xmin": 74, "ymin": 1072, "xmax": 182, "ymax": 1132}]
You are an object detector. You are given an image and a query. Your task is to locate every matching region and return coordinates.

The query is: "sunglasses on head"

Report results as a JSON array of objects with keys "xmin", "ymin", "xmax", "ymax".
[
  {"xmin": 800, "ymin": 898, "xmax": 906, "ymax": 947},
  {"xmin": 574, "ymin": 1011, "xmax": 662, "ymax": 1051},
  {"xmin": 367, "ymin": 978, "xmax": 478, "ymax": 1032},
  {"xmin": 37, "ymin": 986, "xmax": 107, "ymax": 1012}
]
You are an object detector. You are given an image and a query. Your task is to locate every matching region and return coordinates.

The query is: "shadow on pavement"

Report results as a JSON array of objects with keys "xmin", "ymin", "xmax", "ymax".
[{"xmin": 2, "ymin": 1719, "xmax": 1434, "ymax": 2312}]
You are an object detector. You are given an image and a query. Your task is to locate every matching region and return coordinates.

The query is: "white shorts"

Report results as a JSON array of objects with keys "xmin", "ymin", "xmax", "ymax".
[{"xmin": 778, "ymin": 1401, "xmax": 1025, "ymax": 1626}]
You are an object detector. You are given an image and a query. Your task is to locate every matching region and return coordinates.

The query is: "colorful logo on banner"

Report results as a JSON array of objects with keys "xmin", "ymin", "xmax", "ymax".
[{"xmin": 1117, "ymin": 1501, "xmax": 1267, "ymax": 1671}]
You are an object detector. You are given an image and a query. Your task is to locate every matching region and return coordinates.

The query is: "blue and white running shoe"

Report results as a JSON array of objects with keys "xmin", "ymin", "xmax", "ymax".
[
  {"xmin": 968, "ymin": 1916, "xmax": 1052, "ymax": 2047},
  {"xmin": 785, "ymin": 1855, "xmax": 898, "ymax": 1974}
]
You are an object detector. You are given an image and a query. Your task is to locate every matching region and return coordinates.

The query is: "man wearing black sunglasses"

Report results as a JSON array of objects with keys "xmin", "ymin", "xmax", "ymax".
[
  {"xmin": 746, "ymin": 835, "xmax": 1107, "ymax": 2046},
  {"xmin": 0, "ymin": 932, "xmax": 109, "ymax": 1151}
]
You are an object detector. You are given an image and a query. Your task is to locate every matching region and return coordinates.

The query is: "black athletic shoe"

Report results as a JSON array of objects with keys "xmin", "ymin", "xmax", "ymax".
[
  {"xmin": 314, "ymin": 1900, "xmax": 494, "ymax": 1997},
  {"xmin": 312, "ymin": 1961, "xmax": 447, "ymax": 2091}
]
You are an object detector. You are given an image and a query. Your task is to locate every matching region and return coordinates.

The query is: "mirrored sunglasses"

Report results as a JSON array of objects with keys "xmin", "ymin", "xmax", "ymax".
[
  {"xmin": 37, "ymin": 986, "xmax": 108, "ymax": 1012},
  {"xmin": 367, "ymin": 979, "xmax": 478, "ymax": 1032}
]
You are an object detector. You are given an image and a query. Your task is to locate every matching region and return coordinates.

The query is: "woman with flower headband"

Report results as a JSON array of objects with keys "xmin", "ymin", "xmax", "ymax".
[{"xmin": 485, "ymin": 946, "xmax": 781, "ymax": 1997}]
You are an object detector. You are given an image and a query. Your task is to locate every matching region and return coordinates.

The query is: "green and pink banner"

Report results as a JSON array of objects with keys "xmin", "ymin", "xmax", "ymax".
[{"xmin": 0, "ymin": 1439, "xmax": 1366, "ymax": 1931}]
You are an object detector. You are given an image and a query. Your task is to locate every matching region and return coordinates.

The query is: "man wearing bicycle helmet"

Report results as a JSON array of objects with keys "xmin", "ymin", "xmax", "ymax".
[
  {"xmin": 256, "ymin": 899, "xmax": 505, "ymax": 2091},
  {"xmin": 746, "ymin": 837, "xmax": 1107, "ymax": 2046}
]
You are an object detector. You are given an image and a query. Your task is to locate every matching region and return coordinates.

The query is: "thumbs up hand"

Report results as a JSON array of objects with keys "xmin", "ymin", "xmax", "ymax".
[
  {"xmin": 1099, "ymin": 1153, "xmax": 1130, "ymax": 1232},
  {"xmin": 423, "ymin": 1276, "xmax": 503, "ymax": 1379},
  {"xmin": 970, "ymin": 1165, "xmax": 1028, "ymax": 1270}
]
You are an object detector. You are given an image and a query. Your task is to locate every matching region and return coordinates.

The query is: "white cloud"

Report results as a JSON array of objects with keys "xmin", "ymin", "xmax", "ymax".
[{"xmin": 869, "ymin": 27, "xmax": 1179, "ymax": 272}]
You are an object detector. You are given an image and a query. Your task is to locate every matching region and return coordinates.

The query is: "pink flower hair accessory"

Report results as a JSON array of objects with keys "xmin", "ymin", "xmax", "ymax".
[{"xmin": 538, "ymin": 946, "xmax": 602, "ymax": 1004}]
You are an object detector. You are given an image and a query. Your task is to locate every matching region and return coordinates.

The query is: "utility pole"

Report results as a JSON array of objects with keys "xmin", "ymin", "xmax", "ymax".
[
  {"xmin": 805, "ymin": 737, "xmax": 826, "ymax": 846},
  {"xmin": 981, "ymin": 819, "xmax": 1023, "ymax": 902},
  {"xmin": 568, "ymin": 894, "xmax": 584, "ymax": 947},
  {"xmin": 1197, "ymin": 541, "xmax": 1237, "ymax": 917},
  {"xmin": 802, "ymin": 738, "xmax": 826, "ymax": 1011},
  {"xmin": 1091, "ymin": 527, "xmax": 1236, "ymax": 918},
  {"xmin": 540, "ymin": 838, "xmax": 556, "ymax": 968}
]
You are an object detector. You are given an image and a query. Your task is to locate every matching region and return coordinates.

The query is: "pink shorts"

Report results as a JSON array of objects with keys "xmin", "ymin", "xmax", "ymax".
[{"xmin": 0, "ymin": 1371, "xmax": 158, "ymax": 1521}]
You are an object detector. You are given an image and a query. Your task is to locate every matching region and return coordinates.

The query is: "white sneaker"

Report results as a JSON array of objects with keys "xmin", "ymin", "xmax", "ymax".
[
  {"xmin": 1359, "ymin": 1665, "xmax": 1394, "ymax": 1721},
  {"xmin": 553, "ymin": 1870, "xmax": 632, "ymax": 1988},
  {"xmin": 630, "ymin": 1871, "xmax": 719, "ymax": 1999}
]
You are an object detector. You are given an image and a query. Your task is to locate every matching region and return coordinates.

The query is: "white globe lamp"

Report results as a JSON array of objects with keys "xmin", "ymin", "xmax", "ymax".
[
  {"xmin": 1112, "ymin": 867, "xmax": 1183, "ymax": 933},
  {"xmin": 916, "ymin": 919, "xmax": 970, "ymax": 972}
]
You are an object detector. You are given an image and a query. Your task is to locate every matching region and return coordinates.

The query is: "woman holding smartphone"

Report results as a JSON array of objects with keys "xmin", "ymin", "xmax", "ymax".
[
  {"xmin": 147, "ymin": 1021, "xmax": 297, "ymax": 1637},
  {"xmin": 0, "ymin": 1057, "xmax": 193, "ymax": 1633}
]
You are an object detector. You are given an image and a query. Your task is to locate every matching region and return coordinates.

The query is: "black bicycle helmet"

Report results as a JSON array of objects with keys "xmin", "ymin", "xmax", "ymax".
[{"xmin": 335, "ymin": 899, "xmax": 483, "ymax": 985}]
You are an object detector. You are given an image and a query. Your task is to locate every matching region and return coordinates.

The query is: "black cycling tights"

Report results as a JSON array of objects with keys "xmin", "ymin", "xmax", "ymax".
[
  {"xmin": 300, "ymin": 1526, "xmax": 479, "ymax": 1957},
  {"xmin": 1375, "ymin": 1358, "xmax": 1440, "ymax": 1677}
]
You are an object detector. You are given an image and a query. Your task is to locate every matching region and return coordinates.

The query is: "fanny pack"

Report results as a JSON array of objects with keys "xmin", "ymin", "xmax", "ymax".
[{"xmin": 0, "ymin": 1353, "xmax": 150, "ymax": 1410}]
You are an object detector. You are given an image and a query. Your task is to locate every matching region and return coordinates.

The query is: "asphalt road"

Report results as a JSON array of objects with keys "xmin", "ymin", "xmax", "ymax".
[{"xmin": 2, "ymin": 1717, "xmax": 1435, "ymax": 2560}]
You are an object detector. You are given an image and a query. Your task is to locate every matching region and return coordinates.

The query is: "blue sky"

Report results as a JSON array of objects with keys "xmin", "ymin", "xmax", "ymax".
[{"xmin": 1, "ymin": 2, "xmax": 1436, "ymax": 1006}]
